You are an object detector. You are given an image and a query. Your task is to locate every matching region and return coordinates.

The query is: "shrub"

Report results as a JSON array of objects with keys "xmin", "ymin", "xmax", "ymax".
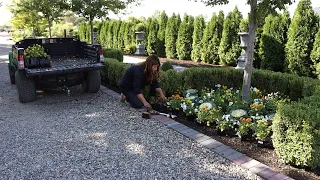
[
  {"xmin": 272, "ymin": 97, "xmax": 320, "ymax": 169},
  {"xmin": 101, "ymin": 58, "xmax": 130, "ymax": 87},
  {"xmin": 123, "ymin": 45, "xmax": 136, "ymax": 55},
  {"xmin": 135, "ymin": 23, "xmax": 145, "ymax": 32},
  {"xmin": 103, "ymin": 48, "xmax": 123, "ymax": 62},
  {"xmin": 161, "ymin": 61, "xmax": 174, "ymax": 71}
]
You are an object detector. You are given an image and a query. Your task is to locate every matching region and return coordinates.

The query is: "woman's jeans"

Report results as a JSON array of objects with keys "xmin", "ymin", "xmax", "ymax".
[{"xmin": 120, "ymin": 86, "xmax": 156, "ymax": 109}]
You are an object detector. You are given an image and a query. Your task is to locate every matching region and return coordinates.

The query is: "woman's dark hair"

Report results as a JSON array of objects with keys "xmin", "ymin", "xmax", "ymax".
[{"xmin": 138, "ymin": 55, "xmax": 160, "ymax": 83}]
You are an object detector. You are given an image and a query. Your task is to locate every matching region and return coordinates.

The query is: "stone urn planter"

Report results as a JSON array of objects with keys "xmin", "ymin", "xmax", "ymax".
[
  {"xmin": 235, "ymin": 32, "xmax": 249, "ymax": 70},
  {"xmin": 135, "ymin": 31, "xmax": 146, "ymax": 55}
]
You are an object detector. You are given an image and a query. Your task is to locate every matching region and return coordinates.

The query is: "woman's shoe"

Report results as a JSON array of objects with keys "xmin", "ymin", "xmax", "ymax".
[{"xmin": 121, "ymin": 93, "xmax": 126, "ymax": 102}]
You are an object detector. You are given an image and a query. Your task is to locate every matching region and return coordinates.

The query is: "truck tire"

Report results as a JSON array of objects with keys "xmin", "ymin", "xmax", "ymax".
[
  {"xmin": 82, "ymin": 70, "xmax": 101, "ymax": 93},
  {"xmin": 15, "ymin": 71, "xmax": 36, "ymax": 103},
  {"xmin": 8, "ymin": 64, "xmax": 15, "ymax": 84}
]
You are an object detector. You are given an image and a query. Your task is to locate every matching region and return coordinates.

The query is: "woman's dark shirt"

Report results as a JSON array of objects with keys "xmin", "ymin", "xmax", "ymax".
[{"xmin": 119, "ymin": 65, "xmax": 159, "ymax": 94}]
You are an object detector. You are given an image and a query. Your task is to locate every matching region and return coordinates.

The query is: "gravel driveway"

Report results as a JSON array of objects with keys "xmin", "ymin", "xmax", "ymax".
[{"xmin": 0, "ymin": 33, "xmax": 260, "ymax": 179}]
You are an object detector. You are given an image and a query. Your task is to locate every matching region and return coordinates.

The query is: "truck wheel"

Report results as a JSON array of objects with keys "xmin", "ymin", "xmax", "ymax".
[
  {"xmin": 82, "ymin": 70, "xmax": 101, "ymax": 93},
  {"xmin": 15, "ymin": 71, "xmax": 36, "ymax": 103},
  {"xmin": 8, "ymin": 64, "xmax": 15, "ymax": 84}
]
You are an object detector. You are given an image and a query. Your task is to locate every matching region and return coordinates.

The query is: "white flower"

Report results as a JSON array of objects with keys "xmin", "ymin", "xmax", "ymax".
[
  {"xmin": 191, "ymin": 103, "xmax": 194, "ymax": 107},
  {"xmin": 253, "ymin": 99, "xmax": 260, "ymax": 104},
  {"xmin": 186, "ymin": 96, "xmax": 196, "ymax": 101},
  {"xmin": 199, "ymin": 102, "xmax": 213, "ymax": 110},
  {"xmin": 181, "ymin": 103, "xmax": 187, "ymax": 111},
  {"xmin": 215, "ymin": 84, "xmax": 221, "ymax": 88},
  {"xmin": 229, "ymin": 102, "xmax": 233, "ymax": 106},
  {"xmin": 207, "ymin": 93, "xmax": 211, "ymax": 97},
  {"xmin": 230, "ymin": 87, "xmax": 233, "ymax": 90},
  {"xmin": 167, "ymin": 102, "xmax": 171, "ymax": 105},
  {"xmin": 199, "ymin": 100, "xmax": 203, "ymax": 104},
  {"xmin": 230, "ymin": 109, "xmax": 247, "ymax": 118},
  {"xmin": 236, "ymin": 90, "xmax": 239, "ymax": 93},
  {"xmin": 211, "ymin": 89, "xmax": 215, "ymax": 93},
  {"xmin": 222, "ymin": 114, "xmax": 230, "ymax": 120},
  {"xmin": 253, "ymin": 87, "xmax": 258, "ymax": 92},
  {"xmin": 194, "ymin": 108, "xmax": 198, "ymax": 112}
]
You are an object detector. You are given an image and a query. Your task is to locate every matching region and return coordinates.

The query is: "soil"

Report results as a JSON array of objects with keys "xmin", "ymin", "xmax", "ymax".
[{"xmin": 109, "ymin": 56, "xmax": 320, "ymax": 180}]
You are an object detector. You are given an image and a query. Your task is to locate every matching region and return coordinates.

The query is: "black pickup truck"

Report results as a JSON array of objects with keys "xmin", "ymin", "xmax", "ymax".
[{"xmin": 8, "ymin": 38, "xmax": 105, "ymax": 103}]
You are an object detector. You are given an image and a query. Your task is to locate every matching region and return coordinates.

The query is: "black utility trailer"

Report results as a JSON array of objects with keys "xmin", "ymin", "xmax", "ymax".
[{"xmin": 8, "ymin": 38, "xmax": 105, "ymax": 103}]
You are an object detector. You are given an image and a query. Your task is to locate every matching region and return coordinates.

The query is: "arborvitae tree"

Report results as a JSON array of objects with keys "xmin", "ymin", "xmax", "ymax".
[
  {"xmin": 156, "ymin": 11, "xmax": 168, "ymax": 57},
  {"xmin": 112, "ymin": 20, "xmax": 121, "ymax": 49},
  {"xmin": 118, "ymin": 21, "xmax": 126, "ymax": 49},
  {"xmin": 147, "ymin": 19, "xmax": 159, "ymax": 55},
  {"xmin": 143, "ymin": 17, "xmax": 152, "ymax": 50},
  {"xmin": 106, "ymin": 20, "xmax": 114, "ymax": 48},
  {"xmin": 239, "ymin": 18, "xmax": 249, "ymax": 32},
  {"xmin": 259, "ymin": 14, "xmax": 287, "ymax": 72},
  {"xmin": 78, "ymin": 22, "xmax": 86, "ymax": 41},
  {"xmin": 218, "ymin": 7, "xmax": 243, "ymax": 66},
  {"xmin": 99, "ymin": 20, "xmax": 108, "ymax": 47},
  {"xmin": 191, "ymin": 15, "xmax": 206, "ymax": 62},
  {"xmin": 201, "ymin": 13, "xmax": 220, "ymax": 64},
  {"xmin": 124, "ymin": 22, "xmax": 132, "ymax": 48},
  {"xmin": 285, "ymin": 0, "xmax": 318, "ymax": 76},
  {"xmin": 165, "ymin": 13, "xmax": 180, "ymax": 59},
  {"xmin": 217, "ymin": 11, "xmax": 224, "ymax": 40},
  {"xmin": 176, "ymin": 14, "xmax": 194, "ymax": 60},
  {"xmin": 311, "ymin": 27, "xmax": 320, "ymax": 78}
]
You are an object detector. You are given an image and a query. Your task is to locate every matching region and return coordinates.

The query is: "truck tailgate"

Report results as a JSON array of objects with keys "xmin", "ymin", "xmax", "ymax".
[{"xmin": 25, "ymin": 58, "xmax": 104, "ymax": 76}]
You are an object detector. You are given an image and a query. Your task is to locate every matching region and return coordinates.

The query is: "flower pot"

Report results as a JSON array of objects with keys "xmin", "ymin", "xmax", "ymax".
[
  {"xmin": 27, "ymin": 58, "xmax": 40, "ymax": 68},
  {"xmin": 186, "ymin": 114, "xmax": 196, "ymax": 121},
  {"xmin": 39, "ymin": 58, "xmax": 51, "ymax": 67},
  {"xmin": 216, "ymin": 129, "xmax": 226, "ymax": 136},
  {"xmin": 257, "ymin": 140, "xmax": 273, "ymax": 148}
]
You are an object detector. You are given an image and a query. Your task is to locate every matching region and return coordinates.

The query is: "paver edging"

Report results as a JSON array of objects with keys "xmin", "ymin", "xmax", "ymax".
[{"xmin": 101, "ymin": 85, "xmax": 292, "ymax": 180}]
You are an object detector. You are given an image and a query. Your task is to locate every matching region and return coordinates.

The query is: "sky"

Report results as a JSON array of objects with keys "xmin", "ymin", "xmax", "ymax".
[{"xmin": 1, "ymin": 0, "xmax": 320, "ymax": 26}]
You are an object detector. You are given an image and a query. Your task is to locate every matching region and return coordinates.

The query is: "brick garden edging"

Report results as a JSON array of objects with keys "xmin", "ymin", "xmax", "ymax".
[{"xmin": 100, "ymin": 86, "xmax": 293, "ymax": 180}]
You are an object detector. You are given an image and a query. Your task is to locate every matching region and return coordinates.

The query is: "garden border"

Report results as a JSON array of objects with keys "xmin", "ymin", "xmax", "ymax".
[{"xmin": 100, "ymin": 85, "xmax": 293, "ymax": 180}]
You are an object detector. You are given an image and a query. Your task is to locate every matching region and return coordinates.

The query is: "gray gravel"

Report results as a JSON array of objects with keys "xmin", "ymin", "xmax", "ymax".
[{"xmin": 0, "ymin": 33, "xmax": 260, "ymax": 179}]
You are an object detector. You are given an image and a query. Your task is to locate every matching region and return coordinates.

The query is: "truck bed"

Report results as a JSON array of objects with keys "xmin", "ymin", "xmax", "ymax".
[{"xmin": 25, "ymin": 57, "xmax": 104, "ymax": 76}]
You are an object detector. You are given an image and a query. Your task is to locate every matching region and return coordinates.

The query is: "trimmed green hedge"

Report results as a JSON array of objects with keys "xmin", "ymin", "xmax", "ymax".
[
  {"xmin": 272, "ymin": 96, "xmax": 320, "ymax": 169},
  {"xmin": 101, "ymin": 58, "xmax": 130, "ymax": 87},
  {"xmin": 101, "ymin": 58, "xmax": 320, "ymax": 100},
  {"xmin": 103, "ymin": 48, "xmax": 123, "ymax": 62}
]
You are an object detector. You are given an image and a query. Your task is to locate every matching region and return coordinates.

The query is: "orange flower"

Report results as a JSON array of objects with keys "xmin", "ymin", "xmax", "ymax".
[
  {"xmin": 261, "ymin": 96, "xmax": 265, "ymax": 101},
  {"xmin": 228, "ymin": 98, "xmax": 232, "ymax": 102}
]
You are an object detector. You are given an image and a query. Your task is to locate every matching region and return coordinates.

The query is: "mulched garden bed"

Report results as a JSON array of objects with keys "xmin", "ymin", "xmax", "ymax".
[{"xmin": 106, "ymin": 56, "xmax": 320, "ymax": 180}]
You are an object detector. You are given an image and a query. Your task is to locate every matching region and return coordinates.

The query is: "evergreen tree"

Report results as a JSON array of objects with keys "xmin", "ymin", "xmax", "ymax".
[
  {"xmin": 165, "ymin": 13, "xmax": 181, "ymax": 59},
  {"xmin": 147, "ymin": 19, "xmax": 159, "ymax": 55},
  {"xmin": 191, "ymin": 15, "xmax": 206, "ymax": 62},
  {"xmin": 201, "ymin": 13, "xmax": 220, "ymax": 64},
  {"xmin": 99, "ymin": 20, "xmax": 108, "ymax": 47},
  {"xmin": 118, "ymin": 21, "xmax": 126, "ymax": 49},
  {"xmin": 112, "ymin": 20, "xmax": 121, "ymax": 49},
  {"xmin": 176, "ymin": 14, "xmax": 194, "ymax": 60},
  {"xmin": 143, "ymin": 17, "xmax": 153, "ymax": 51},
  {"xmin": 311, "ymin": 27, "xmax": 320, "ymax": 78},
  {"xmin": 218, "ymin": 7, "xmax": 243, "ymax": 66},
  {"xmin": 124, "ymin": 22, "xmax": 132, "ymax": 48},
  {"xmin": 217, "ymin": 11, "xmax": 224, "ymax": 40},
  {"xmin": 285, "ymin": 0, "xmax": 318, "ymax": 76},
  {"xmin": 259, "ymin": 14, "xmax": 286, "ymax": 71},
  {"xmin": 156, "ymin": 11, "xmax": 168, "ymax": 57},
  {"xmin": 106, "ymin": 20, "xmax": 114, "ymax": 48}
]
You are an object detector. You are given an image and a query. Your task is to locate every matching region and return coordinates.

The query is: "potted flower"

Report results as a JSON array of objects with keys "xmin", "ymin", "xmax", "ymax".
[
  {"xmin": 24, "ymin": 44, "xmax": 50, "ymax": 68},
  {"xmin": 196, "ymin": 102, "xmax": 221, "ymax": 126},
  {"xmin": 166, "ymin": 94, "xmax": 184, "ymax": 115},
  {"xmin": 237, "ymin": 117, "xmax": 254, "ymax": 141},
  {"xmin": 252, "ymin": 119, "xmax": 272, "ymax": 148}
]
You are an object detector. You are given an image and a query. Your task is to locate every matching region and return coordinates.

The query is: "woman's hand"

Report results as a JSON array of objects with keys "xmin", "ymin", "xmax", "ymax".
[
  {"xmin": 160, "ymin": 95, "xmax": 167, "ymax": 102},
  {"xmin": 143, "ymin": 101, "xmax": 152, "ymax": 108}
]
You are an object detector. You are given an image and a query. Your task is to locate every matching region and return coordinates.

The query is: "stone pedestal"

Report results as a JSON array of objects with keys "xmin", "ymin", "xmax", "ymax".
[
  {"xmin": 135, "ymin": 31, "xmax": 146, "ymax": 55},
  {"xmin": 236, "ymin": 32, "xmax": 249, "ymax": 70}
]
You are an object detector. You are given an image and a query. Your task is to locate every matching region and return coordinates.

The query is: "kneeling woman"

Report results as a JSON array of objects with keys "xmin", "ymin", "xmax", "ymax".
[{"xmin": 119, "ymin": 55, "xmax": 166, "ymax": 109}]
